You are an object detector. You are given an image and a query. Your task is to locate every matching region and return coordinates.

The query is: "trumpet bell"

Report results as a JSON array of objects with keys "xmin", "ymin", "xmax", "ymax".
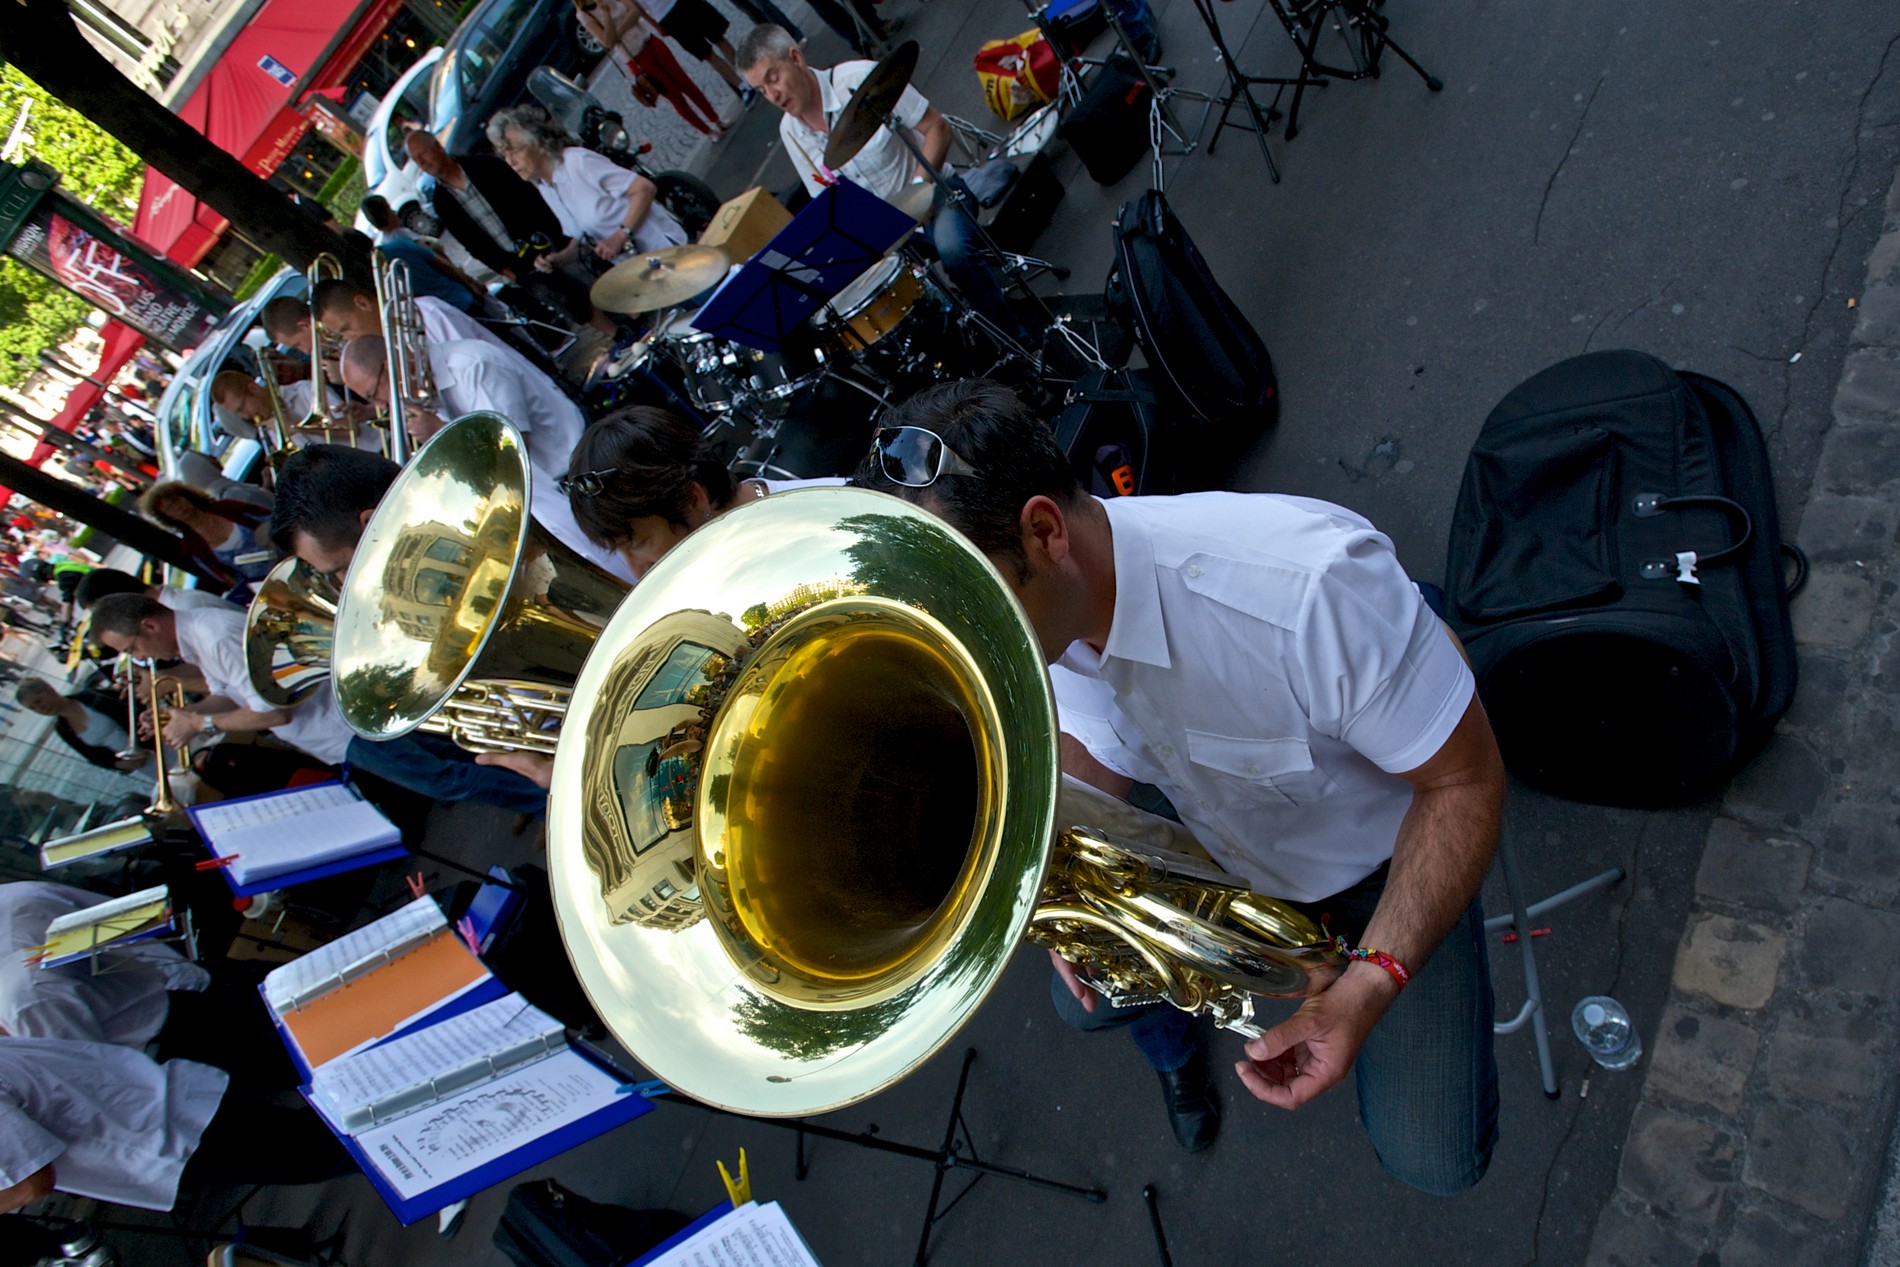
[
  {"xmin": 549, "ymin": 488, "xmax": 1059, "ymax": 1117},
  {"xmin": 244, "ymin": 557, "xmax": 339, "ymax": 707},
  {"xmin": 331, "ymin": 412, "xmax": 626, "ymax": 742}
]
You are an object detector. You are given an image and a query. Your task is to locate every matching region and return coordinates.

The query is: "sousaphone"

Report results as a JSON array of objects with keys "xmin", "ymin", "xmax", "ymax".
[{"xmin": 548, "ymin": 487, "xmax": 1343, "ymax": 1118}]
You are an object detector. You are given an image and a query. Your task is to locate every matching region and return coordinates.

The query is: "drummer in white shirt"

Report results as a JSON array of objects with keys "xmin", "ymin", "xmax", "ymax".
[{"xmin": 485, "ymin": 104, "xmax": 687, "ymax": 271}]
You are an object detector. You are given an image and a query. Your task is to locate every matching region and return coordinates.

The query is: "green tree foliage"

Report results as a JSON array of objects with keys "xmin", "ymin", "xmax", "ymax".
[{"xmin": 0, "ymin": 67, "xmax": 148, "ymax": 388}]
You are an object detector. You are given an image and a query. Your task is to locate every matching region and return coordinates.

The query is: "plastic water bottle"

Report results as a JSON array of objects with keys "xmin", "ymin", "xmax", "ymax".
[{"xmin": 1571, "ymin": 995, "xmax": 1642, "ymax": 1070}]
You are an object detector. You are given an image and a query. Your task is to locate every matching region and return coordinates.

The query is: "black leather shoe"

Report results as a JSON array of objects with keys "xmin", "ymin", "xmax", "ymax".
[{"xmin": 1157, "ymin": 1060, "xmax": 1220, "ymax": 1152}]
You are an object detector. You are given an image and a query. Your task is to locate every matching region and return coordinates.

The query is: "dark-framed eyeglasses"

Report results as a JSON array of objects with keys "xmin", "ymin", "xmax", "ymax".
[
  {"xmin": 557, "ymin": 468, "xmax": 615, "ymax": 497},
  {"xmin": 868, "ymin": 426, "xmax": 978, "ymax": 488}
]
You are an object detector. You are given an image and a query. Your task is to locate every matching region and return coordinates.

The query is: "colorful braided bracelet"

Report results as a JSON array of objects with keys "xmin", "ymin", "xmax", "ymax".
[{"xmin": 1331, "ymin": 936, "xmax": 1412, "ymax": 991}]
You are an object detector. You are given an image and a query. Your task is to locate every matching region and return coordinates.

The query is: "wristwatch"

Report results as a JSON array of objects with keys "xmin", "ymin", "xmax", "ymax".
[{"xmin": 200, "ymin": 714, "xmax": 218, "ymax": 737}]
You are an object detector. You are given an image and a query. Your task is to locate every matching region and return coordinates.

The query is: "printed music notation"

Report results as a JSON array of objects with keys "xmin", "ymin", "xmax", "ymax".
[{"xmin": 349, "ymin": 1049, "xmax": 621, "ymax": 1200}]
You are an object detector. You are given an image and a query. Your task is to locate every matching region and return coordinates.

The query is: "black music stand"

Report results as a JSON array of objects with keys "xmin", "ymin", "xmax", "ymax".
[
  {"xmin": 1267, "ymin": 0, "xmax": 1443, "ymax": 140},
  {"xmin": 595, "ymin": 1045, "xmax": 1108, "ymax": 1267},
  {"xmin": 693, "ymin": 180, "xmax": 916, "ymax": 355}
]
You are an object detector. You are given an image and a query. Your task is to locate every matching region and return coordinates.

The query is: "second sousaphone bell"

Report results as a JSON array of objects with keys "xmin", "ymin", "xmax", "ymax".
[{"xmin": 244, "ymin": 557, "xmax": 339, "ymax": 707}]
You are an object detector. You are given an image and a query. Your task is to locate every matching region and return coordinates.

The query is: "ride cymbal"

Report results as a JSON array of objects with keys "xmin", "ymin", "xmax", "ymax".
[{"xmin": 591, "ymin": 245, "xmax": 731, "ymax": 315}]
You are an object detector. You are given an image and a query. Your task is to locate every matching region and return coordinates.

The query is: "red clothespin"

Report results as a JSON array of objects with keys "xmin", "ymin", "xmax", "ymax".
[
  {"xmin": 456, "ymin": 915, "xmax": 482, "ymax": 957},
  {"xmin": 1499, "ymin": 927, "xmax": 1552, "ymax": 944},
  {"xmin": 405, "ymin": 871, "xmax": 427, "ymax": 898},
  {"xmin": 194, "ymin": 855, "xmax": 238, "ymax": 871}
]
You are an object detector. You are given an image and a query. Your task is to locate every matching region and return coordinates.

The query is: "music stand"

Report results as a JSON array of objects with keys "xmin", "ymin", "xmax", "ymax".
[
  {"xmin": 594, "ymin": 1045, "xmax": 1108, "ymax": 1267},
  {"xmin": 1179, "ymin": 0, "xmax": 1319, "ymax": 183},
  {"xmin": 692, "ymin": 180, "xmax": 917, "ymax": 356},
  {"xmin": 1266, "ymin": 0, "xmax": 1443, "ymax": 141}
]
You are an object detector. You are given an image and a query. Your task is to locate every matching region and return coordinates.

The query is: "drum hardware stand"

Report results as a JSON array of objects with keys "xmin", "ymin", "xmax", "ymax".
[
  {"xmin": 1265, "ymin": 0, "xmax": 1442, "ymax": 140},
  {"xmin": 602, "ymin": 1045, "xmax": 1108, "ymax": 1266}
]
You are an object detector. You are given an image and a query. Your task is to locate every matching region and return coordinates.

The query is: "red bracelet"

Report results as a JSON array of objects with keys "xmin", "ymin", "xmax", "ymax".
[{"xmin": 1331, "ymin": 935, "xmax": 1412, "ymax": 991}]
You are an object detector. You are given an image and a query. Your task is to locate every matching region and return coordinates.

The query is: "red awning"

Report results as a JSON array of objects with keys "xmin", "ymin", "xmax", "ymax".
[
  {"xmin": 132, "ymin": 0, "xmax": 406, "ymax": 266},
  {"xmin": 25, "ymin": 320, "xmax": 150, "ymax": 467}
]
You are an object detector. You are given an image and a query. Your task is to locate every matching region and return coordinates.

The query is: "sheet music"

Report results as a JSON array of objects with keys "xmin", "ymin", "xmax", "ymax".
[
  {"xmin": 309, "ymin": 994, "xmax": 565, "ymax": 1130},
  {"xmin": 42, "ymin": 885, "xmax": 169, "ymax": 937},
  {"xmin": 351, "ymin": 1047, "xmax": 620, "ymax": 1200},
  {"xmin": 640, "ymin": 1202, "xmax": 823, "ymax": 1267},
  {"xmin": 264, "ymin": 896, "xmax": 445, "ymax": 1013},
  {"xmin": 192, "ymin": 782, "xmax": 358, "ymax": 833},
  {"xmin": 40, "ymin": 816, "xmax": 153, "ymax": 868}
]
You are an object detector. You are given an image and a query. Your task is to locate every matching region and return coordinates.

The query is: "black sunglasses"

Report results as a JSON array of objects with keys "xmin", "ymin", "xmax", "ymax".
[
  {"xmin": 869, "ymin": 426, "xmax": 978, "ymax": 488},
  {"xmin": 557, "ymin": 468, "xmax": 614, "ymax": 497}
]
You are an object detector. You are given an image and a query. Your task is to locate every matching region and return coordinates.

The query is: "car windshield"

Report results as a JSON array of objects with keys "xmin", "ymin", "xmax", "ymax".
[
  {"xmin": 459, "ymin": 0, "xmax": 536, "ymax": 96},
  {"xmin": 383, "ymin": 69, "xmax": 438, "ymax": 172}
]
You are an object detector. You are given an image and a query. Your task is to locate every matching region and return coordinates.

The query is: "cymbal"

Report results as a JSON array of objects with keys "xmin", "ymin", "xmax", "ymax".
[
  {"xmin": 590, "ymin": 245, "xmax": 730, "ymax": 315},
  {"xmin": 823, "ymin": 41, "xmax": 920, "ymax": 170}
]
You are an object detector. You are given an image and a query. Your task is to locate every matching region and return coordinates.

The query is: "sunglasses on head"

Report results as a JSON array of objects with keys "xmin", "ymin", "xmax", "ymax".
[
  {"xmin": 556, "ymin": 468, "xmax": 614, "ymax": 497},
  {"xmin": 868, "ymin": 426, "xmax": 978, "ymax": 488}
]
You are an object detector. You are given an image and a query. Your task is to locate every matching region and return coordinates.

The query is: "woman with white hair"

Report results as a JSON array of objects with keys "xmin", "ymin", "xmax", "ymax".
[{"xmin": 486, "ymin": 105, "xmax": 687, "ymax": 278}]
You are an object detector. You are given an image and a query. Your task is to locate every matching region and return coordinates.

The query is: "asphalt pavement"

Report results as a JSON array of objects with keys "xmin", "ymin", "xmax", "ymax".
[{"xmin": 75, "ymin": 1, "xmax": 1900, "ymax": 1264}]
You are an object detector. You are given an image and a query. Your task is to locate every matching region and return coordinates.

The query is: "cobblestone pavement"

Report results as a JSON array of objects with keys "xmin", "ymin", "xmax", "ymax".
[{"xmin": 1588, "ymin": 164, "xmax": 1900, "ymax": 1267}]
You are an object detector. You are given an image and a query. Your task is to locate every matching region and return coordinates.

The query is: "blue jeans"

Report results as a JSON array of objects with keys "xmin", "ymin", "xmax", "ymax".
[
  {"xmin": 930, "ymin": 181, "xmax": 1029, "ymax": 344},
  {"xmin": 345, "ymin": 733, "xmax": 547, "ymax": 816},
  {"xmin": 1049, "ymin": 869, "xmax": 1500, "ymax": 1195}
]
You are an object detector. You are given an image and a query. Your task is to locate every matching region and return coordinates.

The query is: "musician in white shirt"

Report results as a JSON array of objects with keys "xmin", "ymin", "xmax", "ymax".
[
  {"xmin": 486, "ymin": 104, "xmax": 687, "ymax": 268},
  {"xmin": 337, "ymin": 334, "xmax": 632, "ymax": 584}
]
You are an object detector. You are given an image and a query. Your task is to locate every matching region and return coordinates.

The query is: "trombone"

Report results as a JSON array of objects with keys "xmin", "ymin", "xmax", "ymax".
[
  {"xmin": 304, "ymin": 252, "xmax": 352, "ymax": 446},
  {"xmin": 371, "ymin": 248, "xmax": 435, "ymax": 465},
  {"xmin": 253, "ymin": 345, "xmax": 298, "ymax": 474}
]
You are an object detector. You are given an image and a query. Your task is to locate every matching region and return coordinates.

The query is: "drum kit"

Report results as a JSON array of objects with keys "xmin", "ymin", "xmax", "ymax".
[{"xmin": 581, "ymin": 42, "xmax": 1030, "ymax": 480}]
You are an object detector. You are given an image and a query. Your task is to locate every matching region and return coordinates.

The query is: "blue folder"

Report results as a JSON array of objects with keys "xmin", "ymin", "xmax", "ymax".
[
  {"xmin": 185, "ymin": 779, "xmax": 407, "ymax": 899},
  {"xmin": 310, "ymin": 1040, "xmax": 654, "ymax": 1225},
  {"xmin": 691, "ymin": 178, "xmax": 917, "ymax": 354},
  {"xmin": 628, "ymin": 1200, "xmax": 738, "ymax": 1265}
]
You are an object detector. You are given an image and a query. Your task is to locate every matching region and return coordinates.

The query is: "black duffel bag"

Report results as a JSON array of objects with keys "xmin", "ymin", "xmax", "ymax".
[
  {"xmin": 1444, "ymin": 350, "xmax": 1803, "ymax": 807},
  {"xmin": 493, "ymin": 1179, "xmax": 689, "ymax": 1267}
]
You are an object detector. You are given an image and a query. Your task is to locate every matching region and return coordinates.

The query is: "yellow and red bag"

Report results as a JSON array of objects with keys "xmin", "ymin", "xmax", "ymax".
[{"xmin": 974, "ymin": 30, "xmax": 1061, "ymax": 122}]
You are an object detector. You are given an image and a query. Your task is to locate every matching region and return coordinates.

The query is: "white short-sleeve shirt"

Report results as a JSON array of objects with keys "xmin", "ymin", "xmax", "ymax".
[
  {"xmin": 779, "ymin": 62, "xmax": 931, "ymax": 200},
  {"xmin": 157, "ymin": 587, "xmax": 239, "ymax": 613},
  {"xmin": 0, "ymin": 882, "xmax": 208, "ymax": 1046},
  {"xmin": 1050, "ymin": 494, "xmax": 1474, "ymax": 903},
  {"xmin": 532, "ymin": 147, "xmax": 686, "ymax": 252},
  {"xmin": 0, "ymin": 1037, "xmax": 227, "ymax": 1211},
  {"xmin": 174, "ymin": 604, "xmax": 353, "ymax": 765}
]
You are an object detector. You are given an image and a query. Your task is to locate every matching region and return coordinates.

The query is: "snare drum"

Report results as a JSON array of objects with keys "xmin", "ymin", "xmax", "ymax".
[{"xmin": 815, "ymin": 257, "xmax": 926, "ymax": 357}]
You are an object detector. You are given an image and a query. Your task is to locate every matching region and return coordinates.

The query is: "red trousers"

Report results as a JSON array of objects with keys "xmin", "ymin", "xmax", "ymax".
[{"xmin": 628, "ymin": 40, "xmax": 721, "ymax": 136}]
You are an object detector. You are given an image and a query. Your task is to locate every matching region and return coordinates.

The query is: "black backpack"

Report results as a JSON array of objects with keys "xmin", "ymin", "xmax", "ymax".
[
  {"xmin": 1444, "ymin": 350, "xmax": 1803, "ymax": 807},
  {"xmin": 1105, "ymin": 190, "xmax": 1279, "ymax": 435}
]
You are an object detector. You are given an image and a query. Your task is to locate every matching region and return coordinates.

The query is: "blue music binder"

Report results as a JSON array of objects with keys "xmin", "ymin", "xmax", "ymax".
[
  {"xmin": 185, "ymin": 779, "xmax": 407, "ymax": 898},
  {"xmin": 691, "ymin": 178, "xmax": 916, "ymax": 354},
  {"xmin": 312, "ymin": 1038, "xmax": 653, "ymax": 1225},
  {"xmin": 627, "ymin": 1200, "xmax": 737, "ymax": 1265}
]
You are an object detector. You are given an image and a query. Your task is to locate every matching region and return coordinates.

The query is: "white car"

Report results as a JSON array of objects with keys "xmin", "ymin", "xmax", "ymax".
[{"xmin": 360, "ymin": 48, "xmax": 445, "ymax": 237}]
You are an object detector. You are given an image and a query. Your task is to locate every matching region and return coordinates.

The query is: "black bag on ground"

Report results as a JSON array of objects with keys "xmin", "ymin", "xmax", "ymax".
[
  {"xmin": 1059, "ymin": 55, "xmax": 1151, "ymax": 184},
  {"xmin": 492, "ymin": 1179, "xmax": 690, "ymax": 1267},
  {"xmin": 1105, "ymin": 189, "xmax": 1279, "ymax": 438},
  {"xmin": 1052, "ymin": 367, "xmax": 1172, "ymax": 496},
  {"xmin": 1443, "ymin": 349, "xmax": 1802, "ymax": 807}
]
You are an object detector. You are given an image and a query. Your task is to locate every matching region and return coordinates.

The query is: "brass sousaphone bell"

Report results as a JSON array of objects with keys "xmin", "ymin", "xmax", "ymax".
[
  {"xmin": 244, "ymin": 556, "xmax": 340, "ymax": 706},
  {"xmin": 329, "ymin": 413, "xmax": 628, "ymax": 753},
  {"xmin": 547, "ymin": 488, "xmax": 1345, "ymax": 1118}
]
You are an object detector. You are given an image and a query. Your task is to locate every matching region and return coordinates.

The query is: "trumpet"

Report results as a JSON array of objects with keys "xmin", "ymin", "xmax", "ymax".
[
  {"xmin": 304, "ymin": 252, "xmax": 352, "ymax": 445},
  {"xmin": 371, "ymin": 248, "xmax": 436, "ymax": 465},
  {"xmin": 140, "ymin": 661, "xmax": 190, "ymax": 819}
]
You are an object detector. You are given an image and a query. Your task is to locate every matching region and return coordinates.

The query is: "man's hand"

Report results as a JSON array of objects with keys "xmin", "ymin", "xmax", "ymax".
[
  {"xmin": 160, "ymin": 710, "xmax": 204, "ymax": 749},
  {"xmin": 406, "ymin": 409, "xmax": 447, "ymax": 446},
  {"xmin": 1235, "ymin": 964, "xmax": 1399, "ymax": 1109},
  {"xmin": 476, "ymin": 750, "xmax": 553, "ymax": 789},
  {"xmin": 535, "ymin": 240, "xmax": 581, "ymax": 274},
  {"xmin": 1049, "ymin": 948, "xmax": 1097, "ymax": 1013}
]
